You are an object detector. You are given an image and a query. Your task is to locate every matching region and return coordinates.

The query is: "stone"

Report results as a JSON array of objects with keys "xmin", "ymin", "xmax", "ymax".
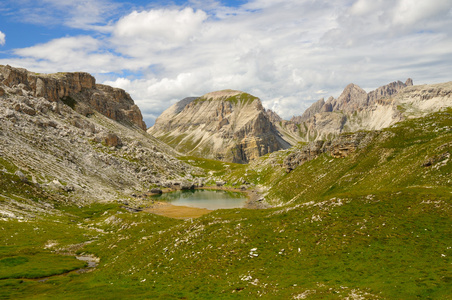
[
  {"xmin": 95, "ymin": 132, "xmax": 122, "ymax": 147},
  {"xmin": 21, "ymin": 105, "xmax": 36, "ymax": 116},
  {"xmin": 63, "ymin": 184, "xmax": 75, "ymax": 192},
  {"xmin": 5, "ymin": 109, "xmax": 15, "ymax": 118},
  {"xmin": 180, "ymin": 181, "xmax": 195, "ymax": 190},
  {"xmin": 14, "ymin": 170, "xmax": 28, "ymax": 182},
  {"xmin": 150, "ymin": 188, "xmax": 162, "ymax": 194}
]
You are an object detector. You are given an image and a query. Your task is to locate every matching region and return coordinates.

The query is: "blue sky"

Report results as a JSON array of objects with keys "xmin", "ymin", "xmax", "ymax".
[{"xmin": 1, "ymin": 0, "xmax": 452, "ymax": 127}]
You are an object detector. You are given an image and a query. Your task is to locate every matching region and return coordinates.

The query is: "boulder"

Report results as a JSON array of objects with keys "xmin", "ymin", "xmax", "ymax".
[
  {"xmin": 180, "ymin": 181, "xmax": 195, "ymax": 190},
  {"xmin": 14, "ymin": 170, "xmax": 28, "ymax": 183},
  {"xmin": 150, "ymin": 188, "xmax": 162, "ymax": 194}
]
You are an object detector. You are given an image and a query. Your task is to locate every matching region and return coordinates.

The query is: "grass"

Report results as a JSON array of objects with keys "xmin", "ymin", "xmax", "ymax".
[
  {"xmin": 194, "ymin": 92, "xmax": 258, "ymax": 105},
  {"xmin": 179, "ymin": 156, "xmax": 246, "ymax": 178}
]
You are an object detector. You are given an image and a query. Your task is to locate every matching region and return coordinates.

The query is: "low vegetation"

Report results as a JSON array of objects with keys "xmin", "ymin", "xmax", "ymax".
[{"xmin": 0, "ymin": 110, "xmax": 450, "ymax": 299}]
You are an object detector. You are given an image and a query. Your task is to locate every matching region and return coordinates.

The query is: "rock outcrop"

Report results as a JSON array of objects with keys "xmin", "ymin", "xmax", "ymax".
[
  {"xmin": 283, "ymin": 132, "xmax": 375, "ymax": 172},
  {"xmin": 0, "ymin": 65, "xmax": 146, "ymax": 130},
  {"xmin": 148, "ymin": 90, "xmax": 291, "ymax": 163}
]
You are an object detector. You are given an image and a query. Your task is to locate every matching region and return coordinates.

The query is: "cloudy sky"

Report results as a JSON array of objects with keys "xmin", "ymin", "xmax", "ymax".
[{"xmin": 1, "ymin": 0, "xmax": 451, "ymax": 127}]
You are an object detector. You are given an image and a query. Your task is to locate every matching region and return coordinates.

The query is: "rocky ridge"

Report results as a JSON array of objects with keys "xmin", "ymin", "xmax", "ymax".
[
  {"xmin": 0, "ymin": 65, "xmax": 146, "ymax": 130},
  {"xmin": 148, "ymin": 90, "xmax": 290, "ymax": 163},
  {"xmin": 277, "ymin": 79, "xmax": 452, "ymax": 143}
]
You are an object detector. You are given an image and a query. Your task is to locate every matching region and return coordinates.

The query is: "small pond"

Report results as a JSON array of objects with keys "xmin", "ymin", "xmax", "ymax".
[{"xmin": 152, "ymin": 189, "xmax": 247, "ymax": 210}]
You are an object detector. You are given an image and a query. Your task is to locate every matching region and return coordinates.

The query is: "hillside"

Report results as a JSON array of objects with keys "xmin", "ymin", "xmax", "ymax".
[
  {"xmin": 148, "ymin": 90, "xmax": 291, "ymax": 163},
  {"xmin": 0, "ymin": 65, "xmax": 198, "ymax": 215}
]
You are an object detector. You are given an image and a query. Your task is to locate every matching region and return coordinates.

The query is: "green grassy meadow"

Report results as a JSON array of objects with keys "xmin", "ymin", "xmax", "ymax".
[{"xmin": 0, "ymin": 109, "xmax": 451, "ymax": 299}]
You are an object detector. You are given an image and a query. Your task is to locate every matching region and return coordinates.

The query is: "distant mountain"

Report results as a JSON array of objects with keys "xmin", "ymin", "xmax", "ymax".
[
  {"xmin": 278, "ymin": 78, "xmax": 452, "ymax": 142},
  {"xmin": 149, "ymin": 80, "xmax": 452, "ymax": 163},
  {"xmin": 148, "ymin": 90, "xmax": 291, "ymax": 163}
]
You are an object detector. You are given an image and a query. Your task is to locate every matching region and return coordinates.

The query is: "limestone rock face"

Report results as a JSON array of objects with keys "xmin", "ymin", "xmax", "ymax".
[
  {"xmin": 0, "ymin": 65, "xmax": 146, "ymax": 130},
  {"xmin": 265, "ymin": 109, "xmax": 283, "ymax": 123},
  {"xmin": 291, "ymin": 98, "xmax": 325, "ymax": 123},
  {"xmin": 148, "ymin": 90, "xmax": 290, "ymax": 163}
]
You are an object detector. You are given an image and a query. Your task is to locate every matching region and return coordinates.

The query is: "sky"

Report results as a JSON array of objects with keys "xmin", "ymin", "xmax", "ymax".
[{"xmin": 1, "ymin": 0, "xmax": 451, "ymax": 127}]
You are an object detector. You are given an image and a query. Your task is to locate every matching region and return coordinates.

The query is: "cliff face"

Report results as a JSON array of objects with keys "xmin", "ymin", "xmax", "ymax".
[
  {"xmin": 148, "ymin": 90, "xmax": 290, "ymax": 163},
  {"xmin": 0, "ymin": 65, "xmax": 146, "ymax": 130}
]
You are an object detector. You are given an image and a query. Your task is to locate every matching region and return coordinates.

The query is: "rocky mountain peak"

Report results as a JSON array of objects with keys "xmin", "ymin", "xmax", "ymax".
[
  {"xmin": 292, "ymin": 98, "xmax": 326, "ymax": 123},
  {"xmin": 265, "ymin": 109, "xmax": 283, "ymax": 123},
  {"xmin": 149, "ymin": 90, "xmax": 290, "ymax": 163},
  {"xmin": 334, "ymin": 83, "xmax": 368, "ymax": 112}
]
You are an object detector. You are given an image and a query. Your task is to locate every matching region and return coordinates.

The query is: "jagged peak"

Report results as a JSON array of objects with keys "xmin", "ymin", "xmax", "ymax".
[{"xmin": 340, "ymin": 83, "xmax": 367, "ymax": 96}]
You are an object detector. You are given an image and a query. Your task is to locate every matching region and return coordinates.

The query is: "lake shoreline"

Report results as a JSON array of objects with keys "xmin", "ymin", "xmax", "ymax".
[{"xmin": 144, "ymin": 185, "xmax": 269, "ymax": 219}]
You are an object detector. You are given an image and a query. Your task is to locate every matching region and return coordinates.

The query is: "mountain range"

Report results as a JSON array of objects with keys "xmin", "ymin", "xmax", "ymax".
[{"xmin": 149, "ymin": 77, "xmax": 452, "ymax": 163}]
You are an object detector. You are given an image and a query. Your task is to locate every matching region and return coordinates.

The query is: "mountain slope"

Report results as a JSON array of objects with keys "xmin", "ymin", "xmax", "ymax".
[
  {"xmin": 0, "ymin": 66, "xmax": 197, "ymax": 216},
  {"xmin": 148, "ymin": 90, "xmax": 291, "ymax": 163}
]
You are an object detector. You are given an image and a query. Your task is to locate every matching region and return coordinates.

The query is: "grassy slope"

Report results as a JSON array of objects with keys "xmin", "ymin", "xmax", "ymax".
[{"xmin": 0, "ymin": 110, "xmax": 451, "ymax": 299}]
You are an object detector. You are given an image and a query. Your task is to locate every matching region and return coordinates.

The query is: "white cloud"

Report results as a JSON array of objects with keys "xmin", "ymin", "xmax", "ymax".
[
  {"xmin": 7, "ymin": 36, "xmax": 137, "ymax": 74},
  {"xmin": 113, "ymin": 7, "xmax": 207, "ymax": 55},
  {"xmin": 3, "ymin": 0, "xmax": 452, "ymax": 125},
  {"xmin": 0, "ymin": 31, "xmax": 5, "ymax": 46}
]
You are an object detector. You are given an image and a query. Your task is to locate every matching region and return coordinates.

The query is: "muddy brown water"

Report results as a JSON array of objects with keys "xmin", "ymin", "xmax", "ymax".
[{"xmin": 146, "ymin": 189, "xmax": 249, "ymax": 219}]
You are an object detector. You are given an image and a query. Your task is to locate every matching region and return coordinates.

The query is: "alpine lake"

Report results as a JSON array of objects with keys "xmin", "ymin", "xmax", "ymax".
[
  {"xmin": 147, "ymin": 189, "xmax": 248, "ymax": 219},
  {"xmin": 152, "ymin": 189, "xmax": 247, "ymax": 210}
]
